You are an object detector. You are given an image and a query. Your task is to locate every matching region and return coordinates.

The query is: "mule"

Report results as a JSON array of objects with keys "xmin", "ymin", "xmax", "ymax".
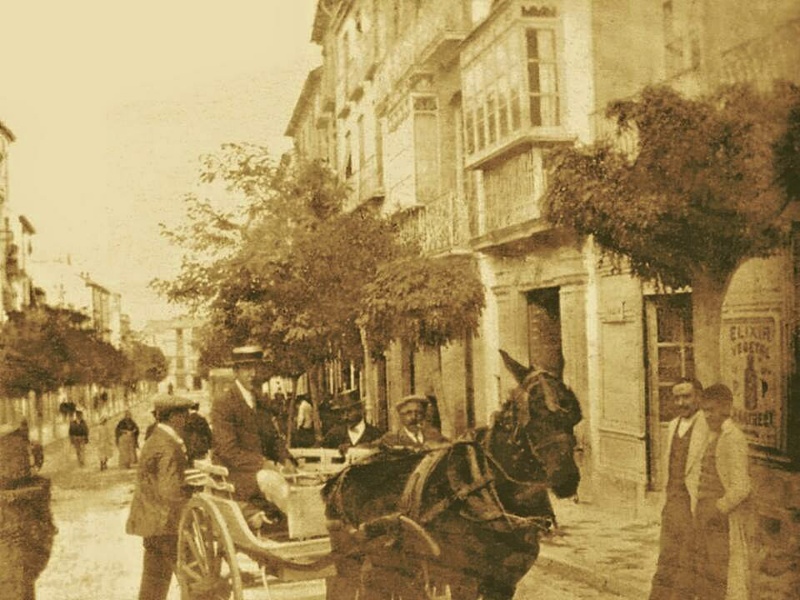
[{"xmin": 322, "ymin": 349, "xmax": 582, "ymax": 600}]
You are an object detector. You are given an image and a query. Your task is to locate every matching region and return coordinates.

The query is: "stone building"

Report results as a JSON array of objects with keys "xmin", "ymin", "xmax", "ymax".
[
  {"xmin": 290, "ymin": 3, "xmax": 800, "ymax": 595},
  {"xmin": 141, "ymin": 316, "xmax": 204, "ymax": 393}
]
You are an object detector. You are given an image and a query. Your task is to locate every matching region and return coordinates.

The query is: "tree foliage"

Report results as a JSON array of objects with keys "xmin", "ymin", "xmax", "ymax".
[
  {"xmin": 0, "ymin": 307, "xmax": 160, "ymax": 397},
  {"xmin": 545, "ymin": 82, "xmax": 799, "ymax": 289},
  {"xmin": 157, "ymin": 144, "xmax": 487, "ymax": 378},
  {"xmin": 359, "ymin": 254, "xmax": 486, "ymax": 354},
  {"xmin": 124, "ymin": 340, "xmax": 168, "ymax": 384}
]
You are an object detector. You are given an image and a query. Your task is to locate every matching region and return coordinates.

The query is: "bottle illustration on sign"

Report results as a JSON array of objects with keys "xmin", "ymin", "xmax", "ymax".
[{"xmin": 744, "ymin": 353, "xmax": 758, "ymax": 410}]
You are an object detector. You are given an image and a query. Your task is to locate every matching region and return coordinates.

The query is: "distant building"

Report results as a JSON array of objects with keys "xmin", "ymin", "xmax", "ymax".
[{"xmin": 141, "ymin": 316, "xmax": 204, "ymax": 393}]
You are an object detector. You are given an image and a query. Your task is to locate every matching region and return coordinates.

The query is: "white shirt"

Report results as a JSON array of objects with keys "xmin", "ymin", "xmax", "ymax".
[
  {"xmin": 235, "ymin": 379, "xmax": 255, "ymax": 410},
  {"xmin": 403, "ymin": 427, "xmax": 423, "ymax": 444},
  {"xmin": 297, "ymin": 400, "xmax": 313, "ymax": 429},
  {"xmin": 677, "ymin": 410, "xmax": 700, "ymax": 438},
  {"xmin": 347, "ymin": 420, "xmax": 366, "ymax": 445}
]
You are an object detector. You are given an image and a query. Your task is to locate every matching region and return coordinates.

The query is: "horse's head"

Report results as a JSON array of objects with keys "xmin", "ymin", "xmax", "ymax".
[{"xmin": 493, "ymin": 349, "xmax": 582, "ymax": 499}]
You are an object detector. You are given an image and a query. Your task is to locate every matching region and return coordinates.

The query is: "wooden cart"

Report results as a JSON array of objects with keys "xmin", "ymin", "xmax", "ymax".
[{"xmin": 176, "ymin": 449, "xmax": 372, "ymax": 600}]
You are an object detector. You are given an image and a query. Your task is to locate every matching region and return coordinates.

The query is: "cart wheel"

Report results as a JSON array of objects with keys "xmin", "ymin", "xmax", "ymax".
[{"xmin": 177, "ymin": 496, "xmax": 243, "ymax": 600}]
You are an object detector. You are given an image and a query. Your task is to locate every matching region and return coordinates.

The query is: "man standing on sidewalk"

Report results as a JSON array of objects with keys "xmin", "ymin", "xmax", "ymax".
[
  {"xmin": 695, "ymin": 383, "xmax": 751, "ymax": 600},
  {"xmin": 126, "ymin": 394, "xmax": 194, "ymax": 600},
  {"xmin": 649, "ymin": 378, "xmax": 709, "ymax": 600},
  {"xmin": 68, "ymin": 410, "xmax": 89, "ymax": 467}
]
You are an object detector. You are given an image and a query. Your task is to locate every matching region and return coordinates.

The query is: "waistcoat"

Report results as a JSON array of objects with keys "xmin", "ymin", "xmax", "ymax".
[{"xmin": 667, "ymin": 422, "xmax": 694, "ymax": 498}]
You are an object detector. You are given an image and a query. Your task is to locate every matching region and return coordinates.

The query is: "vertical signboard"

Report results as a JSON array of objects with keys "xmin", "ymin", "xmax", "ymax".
[{"xmin": 722, "ymin": 317, "xmax": 784, "ymax": 451}]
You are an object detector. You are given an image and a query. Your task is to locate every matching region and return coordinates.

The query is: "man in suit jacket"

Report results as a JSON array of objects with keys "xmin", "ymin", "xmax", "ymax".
[
  {"xmin": 211, "ymin": 346, "xmax": 295, "ymax": 515},
  {"xmin": 379, "ymin": 394, "xmax": 448, "ymax": 449},
  {"xmin": 322, "ymin": 389, "xmax": 382, "ymax": 453},
  {"xmin": 695, "ymin": 383, "xmax": 751, "ymax": 600},
  {"xmin": 126, "ymin": 394, "xmax": 195, "ymax": 600},
  {"xmin": 650, "ymin": 378, "xmax": 710, "ymax": 600}
]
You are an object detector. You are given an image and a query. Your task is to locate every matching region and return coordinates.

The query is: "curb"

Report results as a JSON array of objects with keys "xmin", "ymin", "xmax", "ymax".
[{"xmin": 535, "ymin": 553, "xmax": 651, "ymax": 599}]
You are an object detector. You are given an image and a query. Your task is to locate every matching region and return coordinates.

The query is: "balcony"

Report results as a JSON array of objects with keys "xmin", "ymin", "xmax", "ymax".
[
  {"xmin": 394, "ymin": 190, "xmax": 471, "ymax": 255},
  {"xmin": 374, "ymin": 1, "xmax": 472, "ymax": 95},
  {"xmin": 345, "ymin": 154, "xmax": 385, "ymax": 211}
]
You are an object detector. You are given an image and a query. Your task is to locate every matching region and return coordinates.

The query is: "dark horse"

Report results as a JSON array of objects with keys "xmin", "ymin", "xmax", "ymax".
[{"xmin": 322, "ymin": 350, "xmax": 582, "ymax": 600}]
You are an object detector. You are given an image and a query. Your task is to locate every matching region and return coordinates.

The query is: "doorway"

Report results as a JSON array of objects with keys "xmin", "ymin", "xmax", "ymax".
[
  {"xmin": 526, "ymin": 287, "xmax": 563, "ymax": 376},
  {"xmin": 645, "ymin": 293, "xmax": 694, "ymax": 489}
]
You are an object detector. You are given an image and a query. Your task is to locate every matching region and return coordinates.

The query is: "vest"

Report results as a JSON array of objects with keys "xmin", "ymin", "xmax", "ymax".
[
  {"xmin": 697, "ymin": 435, "xmax": 725, "ymax": 500},
  {"xmin": 667, "ymin": 422, "xmax": 694, "ymax": 498}
]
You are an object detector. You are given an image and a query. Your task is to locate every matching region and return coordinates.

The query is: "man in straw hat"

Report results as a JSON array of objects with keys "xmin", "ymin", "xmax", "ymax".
[
  {"xmin": 322, "ymin": 388, "xmax": 382, "ymax": 453},
  {"xmin": 126, "ymin": 393, "xmax": 195, "ymax": 600},
  {"xmin": 211, "ymin": 345, "xmax": 295, "ymax": 523},
  {"xmin": 379, "ymin": 394, "xmax": 448, "ymax": 449}
]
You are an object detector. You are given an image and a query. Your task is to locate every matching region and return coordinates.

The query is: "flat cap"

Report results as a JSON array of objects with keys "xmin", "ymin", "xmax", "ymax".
[
  {"xmin": 153, "ymin": 394, "xmax": 196, "ymax": 413},
  {"xmin": 396, "ymin": 394, "xmax": 428, "ymax": 412},
  {"xmin": 232, "ymin": 345, "xmax": 264, "ymax": 365}
]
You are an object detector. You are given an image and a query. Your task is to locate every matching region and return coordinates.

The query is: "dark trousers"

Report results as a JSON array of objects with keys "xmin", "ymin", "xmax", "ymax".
[
  {"xmin": 649, "ymin": 493, "xmax": 697, "ymax": 600},
  {"xmin": 695, "ymin": 498, "xmax": 730, "ymax": 600},
  {"xmin": 138, "ymin": 535, "xmax": 178, "ymax": 600}
]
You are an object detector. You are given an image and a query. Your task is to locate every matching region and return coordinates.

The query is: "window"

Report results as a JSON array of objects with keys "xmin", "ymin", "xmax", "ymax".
[
  {"xmin": 526, "ymin": 28, "xmax": 559, "ymax": 127},
  {"xmin": 462, "ymin": 24, "xmax": 559, "ymax": 157}
]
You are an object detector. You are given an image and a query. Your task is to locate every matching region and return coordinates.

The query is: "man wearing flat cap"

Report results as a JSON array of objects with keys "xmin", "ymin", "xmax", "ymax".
[
  {"xmin": 378, "ymin": 394, "xmax": 448, "ymax": 448},
  {"xmin": 211, "ymin": 345, "xmax": 295, "ymax": 517},
  {"xmin": 126, "ymin": 394, "xmax": 195, "ymax": 600},
  {"xmin": 322, "ymin": 388, "xmax": 382, "ymax": 453}
]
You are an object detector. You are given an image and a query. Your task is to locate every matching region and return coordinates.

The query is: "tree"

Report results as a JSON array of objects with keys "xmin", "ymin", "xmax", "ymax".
[
  {"xmin": 124, "ymin": 340, "xmax": 168, "ymax": 385},
  {"xmin": 158, "ymin": 144, "xmax": 487, "ymax": 443},
  {"xmin": 544, "ymin": 83, "xmax": 800, "ymax": 383},
  {"xmin": 0, "ymin": 307, "xmax": 135, "ymax": 398}
]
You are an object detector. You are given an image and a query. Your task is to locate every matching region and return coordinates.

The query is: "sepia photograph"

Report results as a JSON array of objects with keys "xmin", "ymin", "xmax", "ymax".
[{"xmin": 0, "ymin": 1, "xmax": 798, "ymax": 598}]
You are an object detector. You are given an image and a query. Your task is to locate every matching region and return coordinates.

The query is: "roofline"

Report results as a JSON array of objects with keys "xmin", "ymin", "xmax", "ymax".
[
  {"xmin": 284, "ymin": 67, "xmax": 323, "ymax": 137},
  {"xmin": 0, "ymin": 119, "xmax": 16, "ymax": 142}
]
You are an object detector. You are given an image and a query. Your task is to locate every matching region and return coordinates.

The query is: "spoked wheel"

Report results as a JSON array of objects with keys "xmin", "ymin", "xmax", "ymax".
[{"xmin": 177, "ymin": 496, "xmax": 243, "ymax": 600}]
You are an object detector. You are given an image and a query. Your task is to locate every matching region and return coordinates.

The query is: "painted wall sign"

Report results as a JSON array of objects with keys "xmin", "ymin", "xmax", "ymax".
[{"xmin": 721, "ymin": 317, "xmax": 784, "ymax": 451}]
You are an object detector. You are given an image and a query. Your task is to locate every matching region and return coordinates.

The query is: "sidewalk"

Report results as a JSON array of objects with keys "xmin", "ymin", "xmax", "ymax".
[{"xmin": 535, "ymin": 497, "xmax": 661, "ymax": 599}]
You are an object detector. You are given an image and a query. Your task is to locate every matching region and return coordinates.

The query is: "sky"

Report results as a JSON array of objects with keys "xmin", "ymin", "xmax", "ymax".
[{"xmin": 0, "ymin": 0, "xmax": 321, "ymax": 328}]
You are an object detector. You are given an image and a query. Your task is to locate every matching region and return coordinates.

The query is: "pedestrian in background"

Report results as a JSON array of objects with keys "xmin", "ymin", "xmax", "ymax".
[
  {"xmin": 649, "ymin": 378, "xmax": 709, "ymax": 600},
  {"xmin": 116, "ymin": 409, "xmax": 140, "ymax": 468},
  {"xmin": 322, "ymin": 389, "xmax": 382, "ymax": 454},
  {"xmin": 294, "ymin": 393, "xmax": 315, "ymax": 448},
  {"xmin": 695, "ymin": 383, "xmax": 751, "ymax": 600},
  {"xmin": 96, "ymin": 416, "xmax": 114, "ymax": 471},
  {"xmin": 126, "ymin": 394, "xmax": 194, "ymax": 600},
  {"xmin": 68, "ymin": 410, "xmax": 89, "ymax": 467}
]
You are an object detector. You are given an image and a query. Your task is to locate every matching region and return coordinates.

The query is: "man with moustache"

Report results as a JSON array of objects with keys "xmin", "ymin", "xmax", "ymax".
[
  {"xmin": 649, "ymin": 378, "xmax": 710, "ymax": 600},
  {"xmin": 379, "ymin": 394, "xmax": 448, "ymax": 449}
]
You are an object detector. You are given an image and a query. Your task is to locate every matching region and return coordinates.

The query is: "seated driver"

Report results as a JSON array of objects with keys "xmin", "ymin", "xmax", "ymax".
[
  {"xmin": 378, "ymin": 395, "xmax": 448, "ymax": 449},
  {"xmin": 210, "ymin": 345, "xmax": 295, "ymax": 525}
]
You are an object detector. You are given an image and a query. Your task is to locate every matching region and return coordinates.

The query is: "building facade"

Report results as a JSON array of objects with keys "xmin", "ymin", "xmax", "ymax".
[
  {"xmin": 291, "ymin": 3, "xmax": 800, "ymax": 595},
  {"xmin": 141, "ymin": 317, "xmax": 204, "ymax": 393}
]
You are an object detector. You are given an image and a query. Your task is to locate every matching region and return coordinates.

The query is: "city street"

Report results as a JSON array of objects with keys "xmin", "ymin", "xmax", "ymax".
[{"xmin": 33, "ymin": 400, "xmax": 621, "ymax": 600}]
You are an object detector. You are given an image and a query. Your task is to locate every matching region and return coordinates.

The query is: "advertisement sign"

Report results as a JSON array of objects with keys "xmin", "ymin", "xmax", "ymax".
[{"xmin": 722, "ymin": 317, "xmax": 783, "ymax": 451}]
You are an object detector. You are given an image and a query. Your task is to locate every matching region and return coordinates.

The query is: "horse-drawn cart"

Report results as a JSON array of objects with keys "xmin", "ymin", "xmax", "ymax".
[
  {"xmin": 176, "ymin": 448, "xmax": 383, "ymax": 600},
  {"xmin": 177, "ymin": 449, "xmax": 356, "ymax": 600}
]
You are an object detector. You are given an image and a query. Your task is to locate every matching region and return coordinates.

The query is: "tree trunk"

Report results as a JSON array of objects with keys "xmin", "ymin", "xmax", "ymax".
[
  {"xmin": 308, "ymin": 364, "xmax": 325, "ymax": 446},
  {"xmin": 690, "ymin": 270, "xmax": 734, "ymax": 386}
]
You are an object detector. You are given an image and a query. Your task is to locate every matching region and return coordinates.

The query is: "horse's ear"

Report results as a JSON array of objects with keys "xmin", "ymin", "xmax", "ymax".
[{"xmin": 499, "ymin": 349, "xmax": 532, "ymax": 385}]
